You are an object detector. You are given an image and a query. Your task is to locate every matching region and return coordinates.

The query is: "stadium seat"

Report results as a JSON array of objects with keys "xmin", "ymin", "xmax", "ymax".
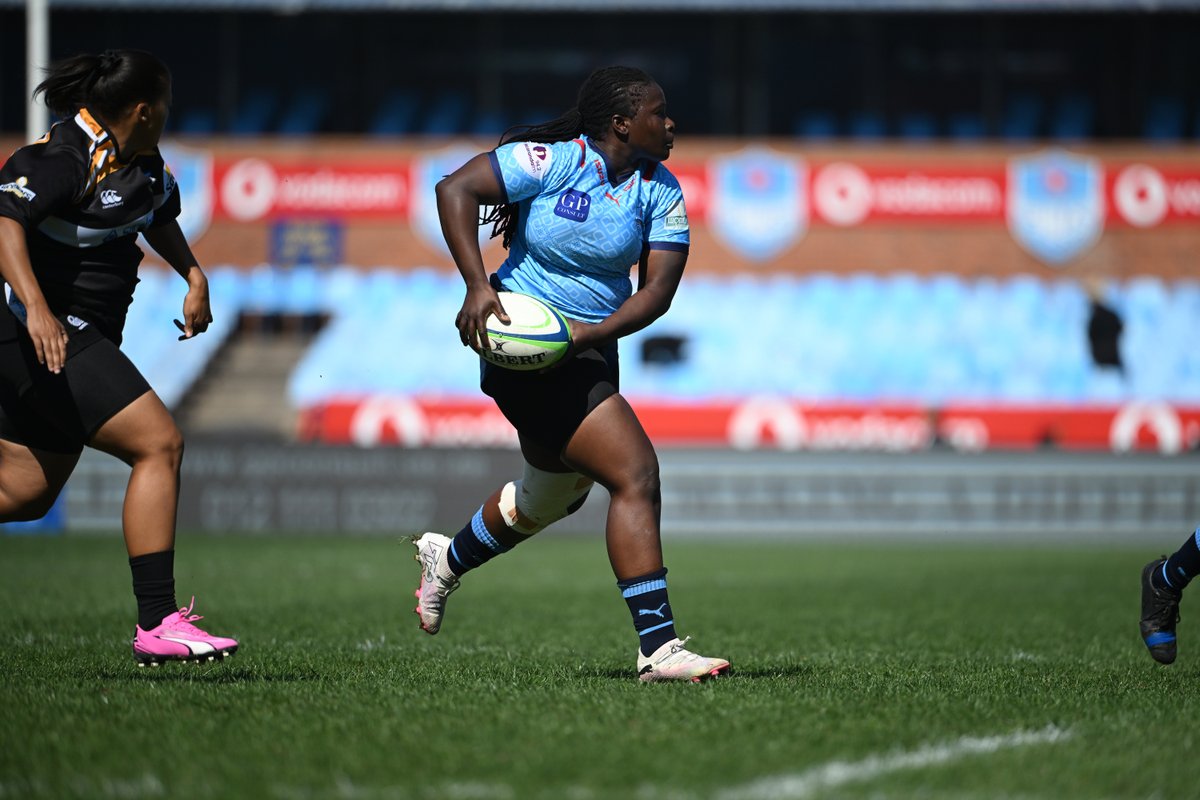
[
  {"xmin": 849, "ymin": 111, "xmax": 886, "ymax": 140},
  {"xmin": 174, "ymin": 109, "xmax": 217, "ymax": 135},
  {"xmin": 1144, "ymin": 96, "xmax": 1186, "ymax": 141},
  {"xmin": 277, "ymin": 89, "xmax": 329, "ymax": 135},
  {"xmin": 1001, "ymin": 93, "xmax": 1042, "ymax": 140},
  {"xmin": 898, "ymin": 113, "xmax": 937, "ymax": 141},
  {"xmin": 369, "ymin": 90, "xmax": 419, "ymax": 136},
  {"xmin": 947, "ymin": 113, "xmax": 986, "ymax": 140},
  {"xmin": 422, "ymin": 91, "xmax": 470, "ymax": 135},
  {"xmin": 1051, "ymin": 93, "xmax": 1094, "ymax": 140},
  {"xmin": 472, "ymin": 111, "xmax": 509, "ymax": 137},
  {"xmin": 793, "ymin": 111, "xmax": 837, "ymax": 140},
  {"xmin": 229, "ymin": 88, "xmax": 278, "ymax": 135}
]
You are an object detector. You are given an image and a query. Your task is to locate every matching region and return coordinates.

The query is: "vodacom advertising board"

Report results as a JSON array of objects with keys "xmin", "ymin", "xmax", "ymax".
[
  {"xmin": 299, "ymin": 396, "xmax": 1200, "ymax": 454},
  {"xmin": 17, "ymin": 137, "xmax": 1188, "ymax": 279}
]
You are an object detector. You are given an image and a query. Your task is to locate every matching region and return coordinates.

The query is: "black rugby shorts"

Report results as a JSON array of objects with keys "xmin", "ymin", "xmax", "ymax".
[
  {"xmin": 481, "ymin": 344, "xmax": 619, "ymax": 454},
  {"xmin": 0, "ymin": 321, "xmax": 151, "ymax": 454}
]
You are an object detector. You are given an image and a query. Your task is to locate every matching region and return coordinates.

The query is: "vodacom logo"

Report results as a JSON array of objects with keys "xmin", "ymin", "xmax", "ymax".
[
  {"xmin": 1114, "ymin": 164, "xmax": 1169, "ymax": 228},
  {"xmin": 349, "ymin": 396, "xmax": 428, "ymax": 447},
  {"xmin": 813, "ymin": 162, "xmax": 872, "ymax": 226},
  {"xmin": 221, "ymin": 158, "xmax": 279, "ymax": 222},
  {"xmin": 1110, "ymin": 401, "xmax": 1182, "ymax": 454},
  {"xmin": 728, "ymin": 397, "xmax": 809, "ymax": 450}
]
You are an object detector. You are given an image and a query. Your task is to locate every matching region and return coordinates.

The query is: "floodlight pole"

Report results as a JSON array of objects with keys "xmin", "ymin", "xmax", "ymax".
[{"xmin": 26, "ymin": 0, "xmax": 49, "ymax": 143}]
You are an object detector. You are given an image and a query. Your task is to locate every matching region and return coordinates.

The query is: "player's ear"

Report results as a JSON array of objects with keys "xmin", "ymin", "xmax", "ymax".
[
  {"xmin": 611, "ymin": 113, "xmax": 630, "ymax": 137},
  {"xmin": 133, "ymin": 101, "xmax": 152, "ymax": 124}
]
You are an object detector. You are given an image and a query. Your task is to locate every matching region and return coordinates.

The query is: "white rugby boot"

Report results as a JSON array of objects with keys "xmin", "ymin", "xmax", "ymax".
[
  {"xmin": 637, "ymin": 636, "xmax": 730, "ymax": 683},
  {"xmin": 412, "ymin": 532, "xmax": 459, "ymax": 635}
]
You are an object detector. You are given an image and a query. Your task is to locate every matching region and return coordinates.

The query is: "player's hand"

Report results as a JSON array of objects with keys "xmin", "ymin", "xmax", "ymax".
[
  {"xmin": 564, "ymin": 319, "xmax": 596, "ymax": 353},
  {"xmin": 26, "ymin": 303, "xmax": 69, "ymax": 374},
  {"xmin": 456, "ymin": 283, "xmax": 509, "ymax": 352},
  {"xmin": 176, "ymin": 271, "xmax": 213, "ymax": 340}
]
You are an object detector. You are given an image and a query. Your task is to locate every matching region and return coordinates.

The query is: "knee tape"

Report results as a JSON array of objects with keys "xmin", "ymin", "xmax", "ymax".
[{"xmin": 497, "ymin": 463, "xmax": 594, "ymax": 536}]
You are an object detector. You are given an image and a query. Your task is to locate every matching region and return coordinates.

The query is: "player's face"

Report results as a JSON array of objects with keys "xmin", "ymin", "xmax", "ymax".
[{"xmin": 625, "ymin": 83, "xmax": 675, "ymax": 162}]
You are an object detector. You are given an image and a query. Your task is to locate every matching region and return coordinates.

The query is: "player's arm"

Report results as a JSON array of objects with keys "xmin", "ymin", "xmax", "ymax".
[
  {"xmin": 436, "ymin": 152, "xmax": 511, "ymax": 350},
  {"xmin": 569, "ymin": 247, "xmax": 687, "ymax": 352},
  {"xmin": 142, "ymin": 220, "xmax": 211, "ymax": 340},
  {"xmin": 0, "ymin": 216, "xmax": 68, "ymax": 373}
]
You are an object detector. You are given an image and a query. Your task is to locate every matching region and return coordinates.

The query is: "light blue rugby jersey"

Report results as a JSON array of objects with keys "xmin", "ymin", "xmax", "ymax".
[{"xmin": 487, "ymin": 135, "xmax": 690, "ymax": 324}]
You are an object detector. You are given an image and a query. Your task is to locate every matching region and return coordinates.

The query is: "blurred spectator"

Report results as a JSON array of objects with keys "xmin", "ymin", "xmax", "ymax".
[{"xmin": 1085, "ymin": 277, "xmax": 1123, "ymax": 374}]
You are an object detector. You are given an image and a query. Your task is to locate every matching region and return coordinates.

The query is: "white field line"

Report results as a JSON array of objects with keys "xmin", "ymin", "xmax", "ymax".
[{"xmin": 716, "ymin": 725, "xmax": 1072, "ymax": 800}]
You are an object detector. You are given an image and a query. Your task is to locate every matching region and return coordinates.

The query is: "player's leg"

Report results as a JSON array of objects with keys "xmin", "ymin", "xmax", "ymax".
[
  {"xmin": 0, "ymin": 335, "xmax": 82, "ymax": 520},
  {"xmin": 77, "ymin": 344, "xmax": 237, "ymax": 666},
  {"xmin": 1139, "ymin": 524, "xmax": 1199, "ymax": 664},
  {"xmin": 412, "ymin": 436, "xmax": 594, "ymax": 635},
  {"xmin": 563, "ymin": 393, "xmax": 729, "ymax": 683},
  {"xmin": 0, "ymin": 438, "xmax": 78, "ymax": 522}
]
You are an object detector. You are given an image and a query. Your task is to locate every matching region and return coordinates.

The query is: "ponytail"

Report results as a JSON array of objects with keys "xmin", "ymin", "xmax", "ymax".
[{"xmin": 34, "ymin": 49, "xmax": 170, "ymax": 122}]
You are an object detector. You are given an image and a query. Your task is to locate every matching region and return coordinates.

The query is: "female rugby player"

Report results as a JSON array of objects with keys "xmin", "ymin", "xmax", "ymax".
[
  {"xmin": 417, "ymin": 66, "xmax": 728, "ymax": 682},
  {"xmin": 0, "ymin": 50, "xmax": 237, "ymax": 666}
]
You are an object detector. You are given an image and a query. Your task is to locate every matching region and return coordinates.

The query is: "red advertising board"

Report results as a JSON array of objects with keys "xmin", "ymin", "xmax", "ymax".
[{"xmin": 298, "ymin": 397, "xmax": 1200, "ymax": 454}]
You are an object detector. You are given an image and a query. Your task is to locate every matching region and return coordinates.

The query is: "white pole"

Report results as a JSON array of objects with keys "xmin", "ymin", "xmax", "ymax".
[{"xmin": 26, "ymin": 0, "xmax": 49, "ymax": 143}]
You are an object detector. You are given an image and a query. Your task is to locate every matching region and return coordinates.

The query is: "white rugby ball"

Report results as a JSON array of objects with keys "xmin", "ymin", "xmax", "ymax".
[{"xmin": 480, "ymin": 292, "xmax": 572, "ymax": 371}]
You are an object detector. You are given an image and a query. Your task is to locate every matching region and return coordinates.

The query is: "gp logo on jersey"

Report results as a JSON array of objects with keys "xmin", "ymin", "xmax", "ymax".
[
  {"xmin": 708, "ymin": 147, "xmax": 807, "ymax": 261},
  {"xmin": 159, "ymin": 144, "xmax": 213, "ymax": 244},
  {"xmin": 1007, "ymin": 150, "xmax": 1105, "ymax": 266},
  {"xmin": 554, "ymin": 189, "xmax": 591, "ymax": 222}
]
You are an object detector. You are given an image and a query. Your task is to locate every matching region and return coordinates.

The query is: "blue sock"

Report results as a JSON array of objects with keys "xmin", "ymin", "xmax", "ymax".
[
  {"xmin": 618, "ymin": 568, "xmax": 678, "ymax": 657},
  {"xmin": 1155, "ymin": 528, "xmax": 1200, "ymax": 594},
  {"xmin": 445, "ymin": 507, "xmax": 512, "ymax": 576}
]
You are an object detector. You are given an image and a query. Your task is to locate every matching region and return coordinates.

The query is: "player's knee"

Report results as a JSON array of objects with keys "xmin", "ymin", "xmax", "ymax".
[
  {"xmin": 143, "ymin": 425, "xmax": 185, "ymax": 470},
  {"xmin": 617, "ymin": 459, "xmax": 660, "ymax": 504},
  {"xmin": 498, "ymin": 465, "xmax": 594, "ymax": 536}
]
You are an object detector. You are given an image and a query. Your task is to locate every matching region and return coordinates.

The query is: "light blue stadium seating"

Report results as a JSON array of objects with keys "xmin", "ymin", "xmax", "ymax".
[{"xmin": 118, "ymin": 265, "xmax": 1200, "ymax": 412}]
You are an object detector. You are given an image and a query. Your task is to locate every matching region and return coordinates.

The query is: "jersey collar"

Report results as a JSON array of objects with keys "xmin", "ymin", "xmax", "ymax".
[
  {"xmin": 75, "ymin": 108, "xmax": 126, "ymax": 161},
  {"xmin": 583, "ymin": 135, "xmax": 643, "ymax": 188}
]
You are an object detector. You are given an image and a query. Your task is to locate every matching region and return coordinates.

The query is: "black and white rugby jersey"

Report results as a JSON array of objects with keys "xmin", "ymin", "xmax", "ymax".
[{"xmin": 0, "ymin": 108, "xmax": 181, "ymax": 345}]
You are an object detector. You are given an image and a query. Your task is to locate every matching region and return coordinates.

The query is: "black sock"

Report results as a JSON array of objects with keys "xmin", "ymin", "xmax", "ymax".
[
  {"xmin": 1155, "ymin": 528, "xmax": 1200, "ymax": 593},
  {"xmin": 130, "ymin": 550, "xmax": 178, "ymax": 630},
  {"xmin": 617, "ymin": 568, "xmax": 678, "ymax": 657}
]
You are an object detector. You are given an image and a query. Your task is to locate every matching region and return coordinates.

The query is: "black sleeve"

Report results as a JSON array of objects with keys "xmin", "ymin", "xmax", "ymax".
[
  {"xmin": 0, "ymin": 143, "xmax": 85, "ymax": 229},
  {"xmin": 146, "ymin": 161, "xmax": 183, "ymax": 229}
]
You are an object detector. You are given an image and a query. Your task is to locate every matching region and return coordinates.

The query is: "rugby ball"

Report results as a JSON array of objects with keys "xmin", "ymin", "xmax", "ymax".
[{"xmin": 480, "ymin": 292, "xmax": 572, "ymax": 371}]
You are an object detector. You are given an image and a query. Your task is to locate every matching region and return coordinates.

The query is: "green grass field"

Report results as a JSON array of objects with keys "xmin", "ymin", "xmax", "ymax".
[{"xmin": 0, "ymin": 533, "xmax": 1195, "ymax": 799}]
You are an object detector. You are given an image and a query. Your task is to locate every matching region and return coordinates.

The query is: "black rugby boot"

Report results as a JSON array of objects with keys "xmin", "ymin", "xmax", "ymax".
[{"xmin": 1141, "ymin": 557, "xmax": 1181, "ymax": 665}]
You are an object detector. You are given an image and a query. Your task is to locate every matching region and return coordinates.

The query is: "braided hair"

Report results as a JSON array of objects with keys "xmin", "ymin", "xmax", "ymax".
[
  {"xmin": 482, "ymin": 65, "xmax": 655, "ymax": 249},
  {"xmin": 34, "ymin": 49, "xmax": 170, "ymax": 122}
]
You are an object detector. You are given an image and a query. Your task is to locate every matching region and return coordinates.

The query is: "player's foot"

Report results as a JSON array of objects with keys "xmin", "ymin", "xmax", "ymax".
[
  {"xmin": 1141, "ymin": 557, "xmax": 1181, "ymax": 665},
  {"xmin": 132, "ymin": 597, "xmax": 239, "ymax": 667},
  {"xmin": 413, "ymin": 532, "xmax": 459, "ymax": 635},
  {"xmin": 637, "ymin": 636, "xmax": 730, "ymax": 683}
]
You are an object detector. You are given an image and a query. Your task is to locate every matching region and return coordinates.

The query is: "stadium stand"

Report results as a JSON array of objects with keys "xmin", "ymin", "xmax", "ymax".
[{"xmin": 123, "ymin": 265, "xmax": 1200, "ymax": 414}]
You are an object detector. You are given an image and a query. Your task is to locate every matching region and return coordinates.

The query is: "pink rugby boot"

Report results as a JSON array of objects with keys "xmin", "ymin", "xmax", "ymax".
[{"xmin": 132, "ymin": 597, "xmax": 239, "ymax": 667}]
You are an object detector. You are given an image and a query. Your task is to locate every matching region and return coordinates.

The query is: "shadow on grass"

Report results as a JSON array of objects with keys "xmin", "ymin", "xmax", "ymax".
[{"xmin": 577, "ymin": 663, "xmax": 816, "ymax": 681}]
